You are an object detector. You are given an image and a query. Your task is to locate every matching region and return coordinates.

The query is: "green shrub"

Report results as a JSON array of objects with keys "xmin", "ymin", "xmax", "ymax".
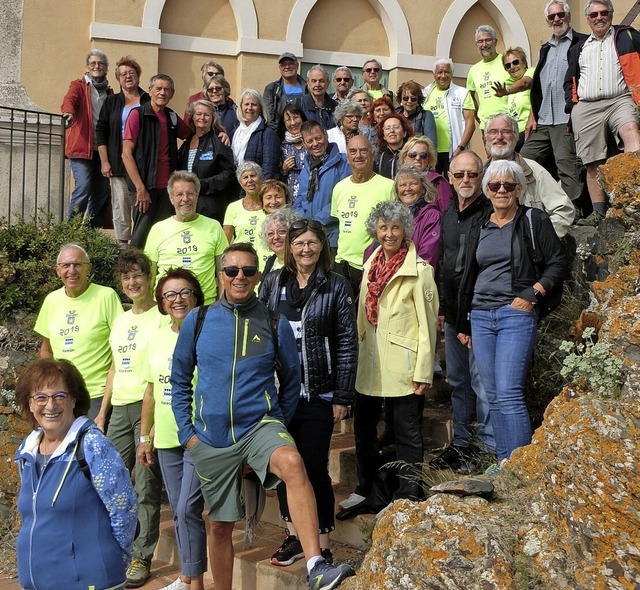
[{"xmin": 0, "ymin": 215, "xmax": 120, "ymax": 319}]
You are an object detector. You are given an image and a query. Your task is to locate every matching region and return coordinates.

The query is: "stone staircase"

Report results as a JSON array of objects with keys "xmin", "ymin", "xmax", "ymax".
[{"xmin": 148, "ymin": 387, "xmax": 453, "ymax": 590}]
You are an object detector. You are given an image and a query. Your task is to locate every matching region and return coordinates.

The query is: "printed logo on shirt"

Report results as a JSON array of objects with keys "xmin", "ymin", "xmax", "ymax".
[
  {"xmin": 182, "ymin": 257, "xmax": 192, "ymax": 266},
  {"xmin": 348, "ymin": 196, "xmax": 357, "ymax": 209},
  {"xmin": 63, "ymin": 337, "xmax": 74, "ymax": 348},
  {"xmin": 200, "ymin": 151, "xmax": 214, "ymax": 161},
  {"xmin": 66, "ymin": 311, "xmax": 77, "ymax": 325},
  {"xmin": 122, "ymin": 357, "xmax": 131, "ymax": 368},
  {"xmin": 345, "ymin": 220, "xmax": 352, "ymax": 232},
  {"xmin": 249, "ymin": 216, "xmax": 259, "ymax": 226},
  {"xmin": 127, "ymin": 326, "xmax": 138, "ymax": 342},
  {"xmin": 163, "ymin": 386, "xmax": 172, "ymax": 401},
  {"xmin": 252, "ymin": 334, "xmax": 261, "ymax": 343},
  {"xmin": 182, "ymin": 232, "xmax": 192, "ymax": 244}
]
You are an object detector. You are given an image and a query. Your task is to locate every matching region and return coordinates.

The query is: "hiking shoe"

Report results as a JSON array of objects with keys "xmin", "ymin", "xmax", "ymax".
[
  {"xmin": 321, "ymin": 548, "xmax": 334, "ymax": 564},
  {"xmin": 307, "ymin": 558, "xmax": 355, "ymax": 589},
  {"xmin": 125, "ymin": 557, "xmax": 151, "ymax": 588},
  {"xmin": 576, "ymin": 211, "xmax": 604, "ymax": 226},
  {"xmin": 428, "ymin": 445, "xmax": 475, "ymax": 471},
  {"xmin": 159, "ymin": 578, "xmax": 191, "ymax": 590},
  {"xmin": 338, "ymin": 492, "xmax": 366, "ymax": 510},
  {"xmin": 271, "ymin": 534, "xmax": 304, "ymax": 566}
]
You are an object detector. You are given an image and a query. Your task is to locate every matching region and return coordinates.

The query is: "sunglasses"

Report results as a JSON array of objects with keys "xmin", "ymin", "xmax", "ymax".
[
  {"xmin": 222, "ymin": 266, "xmax": 258, "ymax": 278},
  {"xmin": 504, "ymin": 59, "xmax": 521, "ymax": 70},
  {"xmin": 407, "ymin": 151, "xmax": 429, "ymax": 159},
  {"xmin": 546, "ymin": 11, "xmax": 566, "ymax": 20},
  {"xmin": 335, "ymin": 77, "xmax": 351, "ymax": 83},
  {"xmin": 402, "ymin": 96, "xmax": 418, "ymax": 102},
  {"xmin": 451, "ymin": 171, "xmax": 480, "ymax": 179},
  {"xmin": 207, "ymin": 86, "xmax": 223, "ymax": 92},
  {"xmin": 290, "ymin": 219, "xmax": 323, "ymax": 232},
  {"xmin": 487, "ymin": 181, "xmax": 519, "ymax": 193},
  {"xmin": 588, "ymin": 9, "xmax": 610, "ymax": 18},
  {"xmin": 364, "ymin": 67, "xmax": 380, "ymax": 73}
]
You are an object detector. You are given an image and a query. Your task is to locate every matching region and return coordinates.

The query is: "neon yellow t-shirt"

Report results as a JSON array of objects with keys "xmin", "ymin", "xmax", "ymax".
[
  {"xmin": 109, "ymin": 306, "xmax": 171, "ymax": 406},
  {"xmin": 331, "ymin": 173, "xmax": 394, "ymax": 269},
  {"xmin": 223, "ymin": 200, "xmax": 269, "ymax": 267},
  {"xmin": 424, "ymin": 87, "xmax": 475, "ymax": 153},
  {"xmin": 466, "ymin": 54, "xmax": 509, "ymax": 129},
  {"xmin": 506, "ymin": 67, "xmax": 535, "ymax": 132},
  {"xmin": 145, "ymin": 215, "xmax": 228, "ymax": 304},
  {"xmin": 144, "ymin": 324, "xmax": 196, "ymax": 449},
  {"xmin": 34, "ymin": 283, "xmax": 123, "ymax": 399}
]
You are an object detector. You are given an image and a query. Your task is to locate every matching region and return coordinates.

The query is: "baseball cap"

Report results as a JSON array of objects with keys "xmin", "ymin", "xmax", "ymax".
[{"xmin": 278, "ymin": 52, "xmax": 297, "ymax": 63}]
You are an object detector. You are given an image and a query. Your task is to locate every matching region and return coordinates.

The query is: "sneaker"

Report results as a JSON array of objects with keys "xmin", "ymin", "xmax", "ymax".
[
  {"xmin": 321, "ymin": 548, "xmax": 334, "ymax": 564},
  {"xmin": 338, "ymin": 492, "xmax": 366, "ymax": 510},
  {"xmin": 271, "ymin": 534, "xmax": 304, "ymax": 566},
  {"xmin": 125, "ymin": 557, "xmax": 151, "ymax": 588},
  {"xmin": 307, "ymin": 558, "xmax": 355, "ymax": 590},
  {"xmin": 428, "ymin": 445, "xmax": 475, "ymax": 471},
  {"xmin": 159, "ymin": 578, "xmax": 191, "ymax": 590}
]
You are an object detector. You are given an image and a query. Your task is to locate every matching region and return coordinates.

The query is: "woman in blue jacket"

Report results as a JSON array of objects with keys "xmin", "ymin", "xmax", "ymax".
[{"xmin": 15, "ymin": 358, "xmax": 137, "ymax": 590}]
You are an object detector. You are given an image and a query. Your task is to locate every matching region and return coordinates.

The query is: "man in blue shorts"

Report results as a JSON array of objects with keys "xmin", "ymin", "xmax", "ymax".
[{"xmin": 171, "ymin": 243, "xmax": 355, "ymax": 590}]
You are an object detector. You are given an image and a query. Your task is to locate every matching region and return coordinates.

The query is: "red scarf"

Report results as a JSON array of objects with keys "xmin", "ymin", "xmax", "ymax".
[{"xmin": 365, "ymin": 241, "xmax": 409, "ymax": 325}]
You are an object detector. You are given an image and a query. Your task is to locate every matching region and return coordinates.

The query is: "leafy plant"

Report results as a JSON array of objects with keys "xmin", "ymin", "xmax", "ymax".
[
  {"xmin": 0, "ymin": 214, "xmax": 120, "ymax": 319},
  {"xmin": 559, "ymin": 327, "xmax": 626, "ymax": 398}
]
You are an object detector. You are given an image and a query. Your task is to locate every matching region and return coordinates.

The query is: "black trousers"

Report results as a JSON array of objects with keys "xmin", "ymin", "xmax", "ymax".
[
  {"xmin": 354, "ymin": 391, "xmax": 425, "ymax": 501},
  {"xmin": 130, "ymin": 187, "xmax": 173, "ymax": 249}
]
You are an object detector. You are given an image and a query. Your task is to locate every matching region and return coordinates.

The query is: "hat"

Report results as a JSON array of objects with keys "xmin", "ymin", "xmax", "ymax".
[{"xmin": 278, "ymin": 52, "xmax": 297, "ymax": 63}]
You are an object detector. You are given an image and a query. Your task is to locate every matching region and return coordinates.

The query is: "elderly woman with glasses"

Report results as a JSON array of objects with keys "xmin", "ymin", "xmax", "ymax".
[
  {"xmin": 396, "ymin": 80, "xmax": 437, "ymax": 148},
  {"xmin": 260, "ymin": 218, "xmax": 357, "ymax": 567},
  {"xmin": 260, "ymin": 207, "xmax": 301, "ymax": 276},
  {"xmin": 327, "ymin": 100, "xmax": 364, "ymax": 154},
  {"xmin": 399, "ymin": 135, "xmax": 453, "ymax": 213},
  {"xmin": 15, "ymin": 358, "xmax": 137, "ymax": 590},
  {"xmin": 341, "ymin": 200, "xmax": 438, "ymax": 512},
  {"xmin": 457, "ymin": 160, "xmax": 566, "ymax": 464}
]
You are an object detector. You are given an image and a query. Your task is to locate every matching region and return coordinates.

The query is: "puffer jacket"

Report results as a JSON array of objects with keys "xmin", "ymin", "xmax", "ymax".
[
  {"xmin": 259, "ymin": 266, "xmax": 357, "ymax": 406},
  {"xmin": 242, "ymin": 118, "xmax": 281, "ymax": 179}
]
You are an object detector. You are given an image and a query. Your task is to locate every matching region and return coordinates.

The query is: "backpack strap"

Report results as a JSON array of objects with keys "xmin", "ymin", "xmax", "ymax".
[
  {"xmin": 75, "ymin": 429, "xmax": 91, "ymax": 480},
  {"xmin": 269, "ymin": 311, "xmax": 280, "ymax": 370},
  {"xmin": 192, "ymin": 304, "xmax": 210, "ymax": 360}
]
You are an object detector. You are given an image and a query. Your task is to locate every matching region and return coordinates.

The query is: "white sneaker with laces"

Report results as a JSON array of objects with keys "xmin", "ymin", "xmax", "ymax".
[
  {"xmin": 159, "ymin": 578, "xmax": 191, "ymax": 590},
  {"xmin": 338, "ymin": 492, "xmax": 366, "ymax": 510}
]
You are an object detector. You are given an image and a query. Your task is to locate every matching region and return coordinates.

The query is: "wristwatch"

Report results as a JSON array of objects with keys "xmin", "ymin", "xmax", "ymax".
[
  {"xmin": 532, "ymin": 288, "xmax": 543, "ymax": 300},
  {"xmin": 139, "ymin": 435, "xmax": 150, "ymax": 444}
]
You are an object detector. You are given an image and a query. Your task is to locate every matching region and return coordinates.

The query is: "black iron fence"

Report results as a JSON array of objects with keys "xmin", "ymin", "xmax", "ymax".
[{"xmin": 0, "ymin": 106, "xmax": 67, "ymax": 224}]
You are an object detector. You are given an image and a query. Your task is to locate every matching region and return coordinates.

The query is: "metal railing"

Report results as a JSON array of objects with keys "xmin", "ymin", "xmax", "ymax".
[{"xmin": 0, "ymin": 106, "xmax": 67, "ymax": 224}]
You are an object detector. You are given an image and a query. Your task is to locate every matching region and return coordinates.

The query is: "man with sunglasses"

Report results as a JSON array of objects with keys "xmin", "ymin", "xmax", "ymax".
[
  {"xmin": 332, "ymin": 67, "xmax": 355, "ymax": 103},
  {"xmin": 171, "ymin": 243, "xmax": 355, "ymax": 590},
  {"xmin": 430, "ymin": 151, "xmax": 495, "ymax": 472},
  {"xmin": 484, "ymin": 113, "xmax": 575, "ymax": 237},
  {"xmin": 359, "ymin": 58, "xmax": 393, "ymax": 102},
  {"xmin": 565, "ymin": 0, "xmax": 640, "ymax": 224},
  {"xmin": 516, "ymin": 1, "xmax": 587, "ymax": 216}
]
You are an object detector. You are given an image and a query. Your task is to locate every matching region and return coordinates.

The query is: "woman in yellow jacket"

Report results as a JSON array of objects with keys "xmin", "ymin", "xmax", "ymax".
[{"xmin": 340, "ymin": 200, "xmax": 439, "ymax": 511}]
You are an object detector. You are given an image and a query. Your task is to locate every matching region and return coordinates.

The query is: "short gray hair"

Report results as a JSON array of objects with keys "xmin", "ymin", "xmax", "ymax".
[
  {"xmin": 149, "ymin": 74, "xmax": 174, "ymax": 91},
  {"xmin": 57, "ymin": 243, "xmax": 90, "ymax": 264},
  {"xmin": 363, "ymin": 58, "xmax": 383, "ymax": 70},
  {"xmin": 236, "ymin": 161, "xmax": 263, "ymax": 182},
  {"xmin": 544, "ymin": 0, "xmax": 570, "ymax": 17},
  {"xmin": 347, "ymin": 88, "xmax": 373, "ymax": 101},
  {"xmin": 333, "ymin": 66, "xmax": 353, "ymax": 80},
  {"xmin": 86, "ymin": 49, "xmax": 108, "ymax": 68},
  {"xmin": 476, "ymin": 25, "xmax": 497, "ymax": 41},
  {"xmin": 333, "ymin": 100, "xmax": 363, "ymax": 125},
  {"xmin": 366, "ymin": 200, "xmax": 415, "ymax": 240},
  {"xmin": 486, "ymin": 113, "xmax": 519, "ymax": 135},
  {"xmin": 450, "ymin": 150, "xmax": 484, "ymax": 172},
  {"xmin": 260, "ymin": 207, "xmax": 301, "ymax": 248},
  {"xmin": 482, "ymin": 160, "xmax": 527, "ymax": 193},
  {"xmin": 584, "ymin": 0, "xmax": 613, "ymax": 14},
  {"xmin": 307, "ymin": 65, "xmax": 329, "ymax": 81},
  {"xmin": 168, "ymin": 170, "xmax": 201, "ymax": 196},
  {"xmin": 432, "ymin": 57, "xmax": 454, "ymax": 74},
  {"xmin": 394, "ymin": 165, "xmax": 437, "ymax": 204},
  {"xmin": 237, "ymin": 88, "xmax": 269, "ymax": 124}
]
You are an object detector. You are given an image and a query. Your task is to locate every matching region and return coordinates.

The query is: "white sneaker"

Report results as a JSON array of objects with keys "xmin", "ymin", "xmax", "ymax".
[
  {"xmin": 338, "ymin": 492, "xmax": 366, "ymax": 510},
  {"xmin": 159, "ymin": 578, "xmax": 191, "ymax": 590}
]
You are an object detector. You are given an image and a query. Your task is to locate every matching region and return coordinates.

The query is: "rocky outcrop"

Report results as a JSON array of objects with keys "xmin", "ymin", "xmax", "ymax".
[{"xmin": 343, "ymin": 153, "xmax": 640, "ymax": 590}]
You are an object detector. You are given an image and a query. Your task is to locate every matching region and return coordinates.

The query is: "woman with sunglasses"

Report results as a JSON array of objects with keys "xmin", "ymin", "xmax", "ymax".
[
  {"xmin": 259, "ymin": 218, "xmax": 357, "ymax": 567},
  {"xmin": 396, "ymin": 80, "xmax": 437, "ymax": 148},
  {"xmin": 398, "ymin": 135, "xmax": 453, "ymax": 213},
  {"xmin": 492, "ymin": 47, "xmax": 534, "ymax": 151},
  {"xmin": 203, "ymin": 74, "xmax": 239, "ymax": 141},
  {"xmin": 138, "ymin": 269, "xmax": 208, "ymax": 590},
  {"xmin": 457, "ymin": 160, "xmax": 566, "ymax": 466},
  {"xmin": 15, "ymin": 357, "xmax": 137, "ymax": 590}
]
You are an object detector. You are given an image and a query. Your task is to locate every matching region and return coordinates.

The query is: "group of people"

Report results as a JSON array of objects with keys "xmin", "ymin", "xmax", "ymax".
[{"xmin": 17, "ymin": 0, "xmax": 638, "ymax": 587}]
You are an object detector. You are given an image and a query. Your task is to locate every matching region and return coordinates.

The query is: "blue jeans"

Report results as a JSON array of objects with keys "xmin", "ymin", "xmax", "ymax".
[
  {"xmin": 470, "ymin": 305, "xmax": 537, "ymax": 460},
  {"xmin": 68, "ymin": 155, "xmax": 110, "ymax": 225},
  {"xmin": 158, "ymin": 447, "xmax": 207, "ymax": 577},
  {"xmin": 444, "ymin": 322, "xmax": 495, "ymax": 451}
]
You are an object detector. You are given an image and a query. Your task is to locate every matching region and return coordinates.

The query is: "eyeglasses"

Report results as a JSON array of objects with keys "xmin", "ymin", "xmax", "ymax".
[
  {"xmin": 266, "ymin": 229, "xmax": 288, "ymax": 238},
  {"xmin": 290, "ymin": 219, "xmax": 323, "ymax": 232},
  {"xmin": 162, "ymin": 288, "xmax": 196, "ymax": 301},
  {"xmin": 487, "ymin": 181, "xmax": 519, "ymax": 192},
  {"xmin": 451, "ymin": 171, "xmax": 480, "ymax": 179},
  {"xmin": 587, "ymin": 9, "xmax": 610, "ymax": 18},
  {"xmin": 222, "ymin": 266, "xmax": 258, "ymax": 277},
  {"xmin": 206, "ymin": 71, "xmax": 221, "ymax": 77},
  {"xmin": 402, "ymin": 96, "xmax": 418, "ymax": 103},
  {"xmin": 486, "ymin": 128, "xmax": 515, "ymax": 137},
  {"xmin": 88, "ymin": 61, "xmax": 105, "ymax": 67},
  {"xmin": 546, "ymin": 11, "xmax": 567, "ymax": 20},
  {"xmin": 172, "ymin": 191, "xmax": 197, "ymax": 199},
  {"xmin": 407, "ymin": 151, "xmax": 429, "ymax": 159},
  {"xmin": 344, "ymin": 114, "xmax": 362, "ymax": 120},
  {"xmin": 207, "ymin": 86, "xmax": 224, "ymax": 92},
  {"xmin": 334, "ymin": 77, "xmax": 351, "ymax": 83},
  {"xmin": 383, "ymin": 124, "xmax": 403, "ymax": 132},
  {"xmin": 504, "ymin": 59, "xmax": 521, "ymax": 70},
  {"xmin": 291, "ymin": 239, "xmax": 322, "ymax": 250},
  {"xmin": 121, "ymin": 273, "xmax": 146, "ymax": 283},
  {"xmin": 30, "ymin": 391, "xmax": 70, "ymax": 406},
  {"xmin": 57, "ymin": 262, "xmax": 88, "ymax": 270},
  {"xmin": 364, "ymin": 67, "xmax": 381, "ymax": 73}
]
